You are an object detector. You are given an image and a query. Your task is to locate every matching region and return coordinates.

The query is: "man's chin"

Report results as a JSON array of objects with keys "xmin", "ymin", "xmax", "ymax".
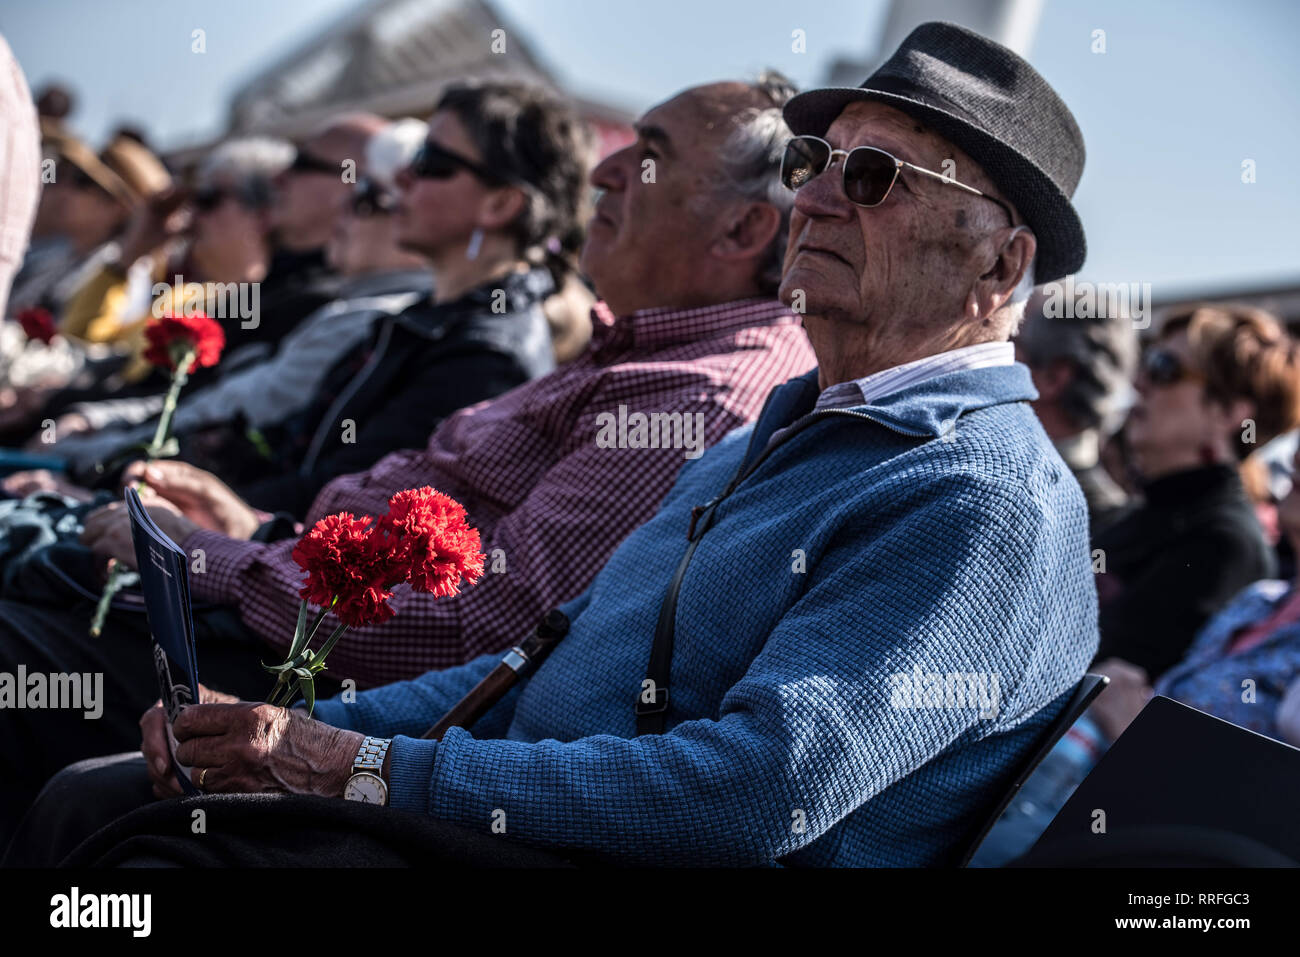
[
  {"xmin": 578, "ymin": 242, "xmax": 610, "ymax": 286},
  {"xmin": 778, "ymin": 273, "xmax": 842, "ymax": 318}
]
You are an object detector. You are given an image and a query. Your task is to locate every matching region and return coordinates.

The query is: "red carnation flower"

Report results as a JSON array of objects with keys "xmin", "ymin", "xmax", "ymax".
[
  {"xmin": 291, "ymin": 513, "xmax": 407, "ymax": 628},
  {"xmin": 143, "ymin": 311, "xmax": 225, "ymax": 373},
  {"xmin": 290, "ymin": 490, "xmax": 483, "ymax": 631},
  {"xmin": 16, "ymin": 307, "xmax": 56, "ymax": 345},
  {"xmin": 376, "ymin": 487, "xmax": 485, "ymax": 597}
]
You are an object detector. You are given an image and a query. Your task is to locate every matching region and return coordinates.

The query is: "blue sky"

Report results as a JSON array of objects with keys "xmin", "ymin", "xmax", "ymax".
[{"xmin": 4, "ymin": 0, "xmax": 1297, "ymax": 296}]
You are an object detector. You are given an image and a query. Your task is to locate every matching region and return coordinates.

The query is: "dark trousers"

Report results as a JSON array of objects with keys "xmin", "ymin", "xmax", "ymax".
[
  {"xmin": 5, "ymin": 751, "xmax": 575, "ymax": 868},
  {"xmin": 0, "ymin": 597, "xmax": 329, "ymax": 849},
  {"xmin": 4, "ymin": 752, "xmax": 155, "ymax": 866}
]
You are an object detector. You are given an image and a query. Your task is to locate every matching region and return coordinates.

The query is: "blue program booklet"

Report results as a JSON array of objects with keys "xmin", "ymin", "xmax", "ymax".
[{"xmin": 125, "ymin": 487, "xmax": 202, "ymax": 795}]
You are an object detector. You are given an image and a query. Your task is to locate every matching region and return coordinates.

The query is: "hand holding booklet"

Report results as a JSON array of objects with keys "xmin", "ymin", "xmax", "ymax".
[{"xmin": 124, "ymin": 487, "xmax": 202, "ymax": 795}]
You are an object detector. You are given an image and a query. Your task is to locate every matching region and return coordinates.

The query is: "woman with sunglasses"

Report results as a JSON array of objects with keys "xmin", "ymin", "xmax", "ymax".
[
  {"xmin": 1092, "ymin": 304, "xmax": 1300, "ymax": 680},
  {"xmin": 209, "ymin": 80, "xmax": 591, "ymax": 516},
  {"xmin": 392, "ymin": 79, "xmax": 590, "ymax": 315}
]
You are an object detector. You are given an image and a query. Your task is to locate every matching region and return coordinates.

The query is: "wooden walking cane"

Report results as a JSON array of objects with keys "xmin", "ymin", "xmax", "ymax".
[{"xmin": 421, "ymin": 609, "xmax": 570, "ymax": 740}]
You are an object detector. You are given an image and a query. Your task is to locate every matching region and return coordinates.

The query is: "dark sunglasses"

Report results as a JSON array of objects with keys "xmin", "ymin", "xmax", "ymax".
[
  {"xmin": 287, "ymin": 150, "xmax": 338, "ymax": 176},
  {"xmin": 1141, "ymin": 347, "xmax": 1205, "ymax": 387},
  {"xmin": 350, "ymin": 178, "xmax": 396, "ymax": 217},
  {"xmin": 408, "ymin": 140, "xmax": 504, "ymax": 185},
  {"xmin": 192, "ymin": 186, "xmax": 231, "ymax": 213},
  {"xmin": 780, "ymin": 134, "xmax": 1015, "ymax": 222},
  {"xmin": 65, "ymin": 167, "xmax": 106, "ymax": 193}
]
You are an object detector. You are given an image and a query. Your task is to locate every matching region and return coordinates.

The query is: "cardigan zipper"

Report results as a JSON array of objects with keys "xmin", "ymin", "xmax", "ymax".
[
  {"xmin": 686, "ymin": 407, "xmax": 935, "ymax": 539},
  {"xmin": 644, "ymin": 403, "xmax": 941, "ymax": 734}
]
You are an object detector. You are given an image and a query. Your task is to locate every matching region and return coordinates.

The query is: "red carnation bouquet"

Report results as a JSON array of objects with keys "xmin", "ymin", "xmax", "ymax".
[
  {"xmin": 264, "ymin": 487, "xmax": 485, "ymax": 713},
  {"xmin": 16, "ymin": 307, "xmax": 57, "ymax": 345},
  {"xmin": 90, "ymin": 311, "xmax": 226, "ymax": 636}
]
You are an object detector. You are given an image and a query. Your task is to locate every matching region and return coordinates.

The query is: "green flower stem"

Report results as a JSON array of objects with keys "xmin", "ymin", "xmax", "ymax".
[
  {"xmin": 265, "ymin": 597, "xmax": 344, "ymax": 713},
  {"xmin": 310, "ymin": 622, "xmax": 350, "ymax": 673},
  {"xmin": 88, "ymin": 560, "xmax": 126, "ymax": 637},
  {"xmin": 146, "ymin": 347, "xmax": 194, "ymax": 458},
  {"xmin": 88, "ymin": 347, "xmax": 196, "ymax": 638}
]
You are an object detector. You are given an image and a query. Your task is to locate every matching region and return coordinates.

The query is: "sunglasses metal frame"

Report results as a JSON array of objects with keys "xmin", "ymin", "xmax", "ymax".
[{"xmin": 781, "ymin": 134, "xmax": 1016, "ymax": 224}]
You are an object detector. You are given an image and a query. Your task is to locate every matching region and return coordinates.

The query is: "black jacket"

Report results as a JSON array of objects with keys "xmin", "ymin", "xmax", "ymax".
[
  {"xmin": 231, "ymin": 267, "xmax": 557, "ymax": 516},
  {"xmin": 1093, "ymin": 463, "xmax": 1275, "ymax": 678},
  {"xmin": 43, "ymin": 247, "xmax": 341, "ymax": 422}
]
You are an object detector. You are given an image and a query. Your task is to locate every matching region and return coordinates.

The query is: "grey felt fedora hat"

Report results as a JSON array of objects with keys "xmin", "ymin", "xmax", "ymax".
[{"xmin": 784, "ymin": 21, "xmax": 1086, "ymax": 282}]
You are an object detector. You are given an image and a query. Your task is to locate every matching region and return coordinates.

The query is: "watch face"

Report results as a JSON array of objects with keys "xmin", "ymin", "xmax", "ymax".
[{"xmin": 344, "ymin": 772, "xmax": 388, "ymax": 805}]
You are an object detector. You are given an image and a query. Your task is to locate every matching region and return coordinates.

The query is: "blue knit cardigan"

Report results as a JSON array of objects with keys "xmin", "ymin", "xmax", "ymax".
[{"xmin": 312, "ymin": 364, "xmax": 1100, "ymax": 866}]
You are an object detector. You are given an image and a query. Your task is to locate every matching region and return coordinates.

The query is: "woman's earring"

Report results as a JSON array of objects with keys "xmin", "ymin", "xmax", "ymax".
[{"xmin": 465, "ymin": 227, "xmax": 484, "ymax": 262}]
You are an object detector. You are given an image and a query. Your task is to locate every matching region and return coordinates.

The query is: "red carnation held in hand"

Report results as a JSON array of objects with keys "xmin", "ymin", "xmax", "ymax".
[
  {"xmin": 292, "ymin": 513, "xmax": 402, "ymax": 629},
  {"xmin": 291, "ymin": 489, "xmax": 484, "ymax": 629},
  {"xmin": 377, "ymin": 486, "xmax": 486, "ymax": 597},
  {"xmin": 16, "ymin": 307, "xmax": 57, "ymax": 345},
  {"xmin": 143, "ymin": 311, "xmax": 225, "ymax": 373}
]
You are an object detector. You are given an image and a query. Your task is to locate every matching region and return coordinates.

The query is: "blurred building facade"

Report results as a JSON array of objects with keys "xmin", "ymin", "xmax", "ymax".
[{"xmin": 170, "ymin": 0, "xmax": 634, "ymax": 167}]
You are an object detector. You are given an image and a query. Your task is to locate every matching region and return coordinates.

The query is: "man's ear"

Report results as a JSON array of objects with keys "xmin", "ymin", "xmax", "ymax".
[
  {"xmin": 969, "ymin": 225, "xmax": 1037, "ymax": 319},
  {"xmin": 709, "ymin": 202, "xmax": 782, "ymax": 266},
  {"xmin": 476, "ymin": 186, "xmax": 529, "ymax": 232}
]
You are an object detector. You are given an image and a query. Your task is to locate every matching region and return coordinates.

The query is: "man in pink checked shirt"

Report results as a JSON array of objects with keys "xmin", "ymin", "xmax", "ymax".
[{"xmin": 0, "ymin": 74, "xmax": 815, "ymax": 843}]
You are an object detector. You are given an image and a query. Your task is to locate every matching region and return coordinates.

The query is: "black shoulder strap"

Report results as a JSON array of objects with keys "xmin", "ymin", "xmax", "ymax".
[
  {"xmin": 634, "ymin": 373, "xmax": 821, "ymax": 735},
  {"xmin": 635, "ymin": 500, "xmax": 718, "ymax": 735}
]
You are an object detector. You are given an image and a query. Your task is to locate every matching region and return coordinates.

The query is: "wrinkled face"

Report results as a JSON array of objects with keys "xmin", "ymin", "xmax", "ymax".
[
  {"xmin": 580, "ymin": 85, "xmax": 741, "ymax": 314},
  {"xmin": 1126, "ymin": 329, "xmax": 1226, "ymax": 471},
  {"xmin": 393, "ymin": 110, "xmax": 499, "ymax": 258},
  {"xmin": 778, "ymin": 101, "xmax": 1012, "ymax": 346}
]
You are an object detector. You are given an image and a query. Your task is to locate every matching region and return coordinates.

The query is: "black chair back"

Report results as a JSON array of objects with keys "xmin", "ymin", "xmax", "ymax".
[{"xmin": 957, "ymin": 672, "xmax": 1109, "ymax": 866}]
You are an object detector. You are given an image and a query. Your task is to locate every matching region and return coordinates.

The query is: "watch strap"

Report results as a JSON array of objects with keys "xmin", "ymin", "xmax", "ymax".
[{"xmin": 352, "ymin": 736, "xmax": 392, "ymax": 775}]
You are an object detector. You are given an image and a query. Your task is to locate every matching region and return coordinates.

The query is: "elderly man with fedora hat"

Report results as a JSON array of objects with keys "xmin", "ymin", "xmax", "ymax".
[{"xmin": 5, "ymin": 23, "xmax": 1099, "ymax": 868}]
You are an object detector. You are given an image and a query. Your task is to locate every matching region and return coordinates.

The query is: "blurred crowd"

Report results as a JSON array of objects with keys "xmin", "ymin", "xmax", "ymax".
[{"xmin": 1, "ymin": 21, "xmax": 1298, "ymax": 867}]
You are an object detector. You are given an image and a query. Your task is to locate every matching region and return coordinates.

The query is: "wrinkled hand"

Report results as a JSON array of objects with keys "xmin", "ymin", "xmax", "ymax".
[
  {"xmin": 171, "ymin": 701, "xmax": 362, "ymax": 798},
  {"xmin": 140, "ymin": 684, "xmax": 240, "ymax": 799},
  {"xmin": 1088, "ymin": 657, "xmax": 1154, "ymax": 742},
  {"xmin": 80, "ymin": 490, "xmax": 200, "ymax": 569},
  {"xmin": 2, "ymin": 468, "xmax": 95, "ymax": 502},
  {"xmin": 122, "ymin": 459, "xmax": 260, "ymax": 539}
]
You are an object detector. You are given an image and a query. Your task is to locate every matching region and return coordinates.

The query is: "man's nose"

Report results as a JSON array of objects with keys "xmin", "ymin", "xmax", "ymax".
[
  {"xmin": 589, "ymin": 149, "xmax": 627, "ymax": 191},
  {"xmin": 792, "ymin": 161, "xmax": 852, "ymax": 220}
]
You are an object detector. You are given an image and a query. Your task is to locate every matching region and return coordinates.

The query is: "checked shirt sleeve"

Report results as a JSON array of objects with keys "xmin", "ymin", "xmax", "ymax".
[
  {"xmin": 187, "ymin": 394, "xmax": 750, "ymax": 689},
  {"xmin": 381, "ymin": 474, "xmax": 1093, "ymax": 865}
]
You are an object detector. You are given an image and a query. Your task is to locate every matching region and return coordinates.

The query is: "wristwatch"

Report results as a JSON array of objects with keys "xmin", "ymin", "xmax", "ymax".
[{"xmin": 343, "ymin": 736, "xmax": 392, "ymax": 805}]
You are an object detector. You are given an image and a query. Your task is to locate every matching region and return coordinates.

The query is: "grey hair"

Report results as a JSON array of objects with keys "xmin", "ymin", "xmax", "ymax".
[
  {"xmin": 1002, "ymin": 243, "xmax": 1037, "ymax": 337},
  {"xmin": 704, "ymin": 71, "xmax": 798, "ymax": 297},
  {"xmin": 197, "ymin": 137, "xmax": 294, "ymax": 209},
  {"xmin": 1016, "ymin": 280, "xmax": 1140, "ymax": 435}
]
